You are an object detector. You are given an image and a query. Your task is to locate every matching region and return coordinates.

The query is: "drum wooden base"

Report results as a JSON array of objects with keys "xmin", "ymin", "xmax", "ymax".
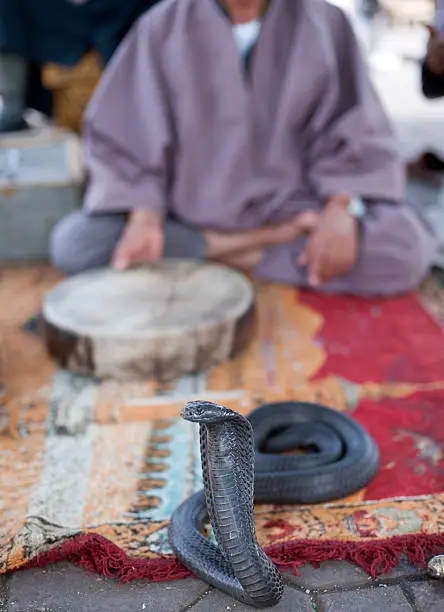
[{"xmin": 41, "ymin": 261, "xmax": 256, "ymax": 383}]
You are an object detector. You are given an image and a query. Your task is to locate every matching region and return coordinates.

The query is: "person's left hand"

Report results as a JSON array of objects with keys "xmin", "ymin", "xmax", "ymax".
[{"xmin": 296, "ymin": 195, "xmax": 359, "ymax": 286}]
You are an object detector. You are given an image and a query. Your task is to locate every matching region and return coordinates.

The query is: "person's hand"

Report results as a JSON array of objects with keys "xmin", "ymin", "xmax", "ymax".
[
  {"xmin": 426, "ymin": 25, "xmax": 444, "ymax": 75},
  {"xmin": 277, "ymin": 210, "xmax": 320, "ymax": 243},
  {"xmin": 112, "ymin": 209, "xmax": 164, "ymax": 270},
  {"xmin": 297, "ymin": 196, "xmax": 359, "ymax": 287},
  {"xmin": 265, "ymin": 210, "xmax": 320, "ymax": 246}
]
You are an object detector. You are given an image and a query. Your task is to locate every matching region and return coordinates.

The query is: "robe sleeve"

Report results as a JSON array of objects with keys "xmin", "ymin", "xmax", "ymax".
[
  {"xmin": 306, "ymin": 6, "xmax": 404, "ymax": 204},
  {"xmin": 82, "ymin": 14, "xmax": 172, "ymax": 215}
]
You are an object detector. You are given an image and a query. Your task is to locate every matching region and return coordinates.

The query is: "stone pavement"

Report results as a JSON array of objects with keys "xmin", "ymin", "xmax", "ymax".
[{"xmin": 1, "ymin": 559, "xmax": 443, "ymax": 611}]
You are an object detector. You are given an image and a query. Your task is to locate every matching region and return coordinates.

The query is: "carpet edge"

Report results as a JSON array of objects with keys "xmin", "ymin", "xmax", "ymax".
[{"xmin": 6, "ymin": 532, "xmax": 444, "ymax": 583}]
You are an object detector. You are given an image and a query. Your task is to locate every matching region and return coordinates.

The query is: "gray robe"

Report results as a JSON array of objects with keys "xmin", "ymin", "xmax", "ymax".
[{"xmin": 55, "ymin": 0, "xmax": 436, "ymax": 294}]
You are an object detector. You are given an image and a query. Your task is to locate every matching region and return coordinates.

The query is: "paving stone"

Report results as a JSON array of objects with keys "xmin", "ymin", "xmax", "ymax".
[
  {"xmin": 283, "ymin": 561, "xmax": 372, "ymax": 590},
  {"xmin": 191, "ymin": 587, "xmax": 314, "ymax": 611},
  {"xmin": 8, "ymin": 563, "xmax": 209, "ymax": 612},
  {"xmin": 377, "ymin": 557, "xmax": 426, "ymax": 581},
  {"xmin": 0, "ymin": 576, "xmax": 8, "ymax": 611},
  {"xmin": 410, "ymin": 580, "xmax": 444, "ymax": 612},
  {"xmin": 317, "ymin": 585, "xmax": 413, "ymax": 612},
  {"xmin": 284, "ymin": 558, "xmax": 424, "ymax": 592}
]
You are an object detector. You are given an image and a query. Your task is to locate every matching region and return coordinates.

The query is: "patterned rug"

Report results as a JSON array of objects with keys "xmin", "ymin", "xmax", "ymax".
[{"xmin": 1, "ymin": 267, "xmax": 444, "ymax": 581}]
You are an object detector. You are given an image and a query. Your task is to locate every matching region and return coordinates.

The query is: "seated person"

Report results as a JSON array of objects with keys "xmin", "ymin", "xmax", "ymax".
[
  {"xmin": 51, "ymin": 0, "xmax": 437, "ymax": 296},
  {"xmin": 422, "ymin": 2, "xmax": 444, "ymax": 99},
  {"xmin": 408, "ymin": 7, "xmax": 444, "ymax": 181}
]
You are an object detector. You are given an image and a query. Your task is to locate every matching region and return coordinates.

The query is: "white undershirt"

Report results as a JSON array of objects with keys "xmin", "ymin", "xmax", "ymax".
[{"xmin": 232, "ymin": 19, "xmax": 262, "ymax": 57}]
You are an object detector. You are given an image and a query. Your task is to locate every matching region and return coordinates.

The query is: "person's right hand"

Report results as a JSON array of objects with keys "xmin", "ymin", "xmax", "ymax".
[
  {"xmin": 112, "ymin": 209, "xmax": 164, "ymax": 270},
  {"xmin": 426, "ymin": 25, "xmax": 444, "ymax": 75}
]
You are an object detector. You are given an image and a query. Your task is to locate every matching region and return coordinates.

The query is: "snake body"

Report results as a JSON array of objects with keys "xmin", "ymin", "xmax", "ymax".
[{"xmin": 168, "ymin": 401, "xmax": 380, "ymax": 608}]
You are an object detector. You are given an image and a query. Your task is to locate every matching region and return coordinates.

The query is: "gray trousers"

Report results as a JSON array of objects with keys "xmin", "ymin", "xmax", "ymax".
[
  {"xmin": 51, "ymin": 206, "xmax": 436, "ymax": 296},
  {"xmin": 50, "ymin": 211, "xmax": 207, "ymax": 275}
]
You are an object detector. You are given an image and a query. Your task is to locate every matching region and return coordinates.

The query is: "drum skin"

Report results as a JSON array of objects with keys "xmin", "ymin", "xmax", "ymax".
[{"xmin": 41, "ymin": 261, "xmax": 256, "ymax": 383}]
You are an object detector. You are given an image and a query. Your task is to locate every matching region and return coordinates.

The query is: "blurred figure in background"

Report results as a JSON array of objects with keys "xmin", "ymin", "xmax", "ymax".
[
  {"xmin": 52, "ymin": 0, "xmax": 437, "ymax": 297},
  {"xmin": 355, "ymin": 0, "xmax": 380, "ymax": 21},
  {"xmin": 0, "ymin": 0, "xmax": 161, "ymax": 131},
  {"xmin": 406, "ymin": 0, "xmax": 444, "ymax": 181},
  {"xmin": 423, "ymin": 0, "xmax": 444, "ymax": 99}
]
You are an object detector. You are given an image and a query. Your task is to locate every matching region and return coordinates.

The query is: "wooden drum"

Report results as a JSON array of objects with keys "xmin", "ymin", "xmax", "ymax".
[{"xmin": 41, "ymin": 260, "xmax": 256, "ymax": 383}]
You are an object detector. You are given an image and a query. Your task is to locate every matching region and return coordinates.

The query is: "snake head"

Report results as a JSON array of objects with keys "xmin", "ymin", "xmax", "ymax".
[{"xmin": 181, "ymin": 401, "xmax": 240, "ymax": 423}]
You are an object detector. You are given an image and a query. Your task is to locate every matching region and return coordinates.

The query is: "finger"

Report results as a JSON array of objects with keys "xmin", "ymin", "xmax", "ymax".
[
  {"xmin": 307, "ymin": 252, "xmax": 321, "ymax": 286},
  {"xmin": 315, "ymin": 266, "xmax": 332, "ymax": 285},
  {"xmin": 296, "ymin": 249, "xmax": 308, "ymax": 266},
  {"xmin": 308, "ymin": 268, "xmax": 320, "ymax": 287},
  {"xmin": 315, "ymin": 247, "xmax": 340, "ymax": 285},
  {"xmin": 112, "ymin": 248, "xmax": 131, "ymax": 270},
  {"xmin": 304, "ymin": 211, "xmax": 320, "ymax": 233},
  {"xmin": 124, "ymin": 248, "xmax": 151, "ymax": 267},
  {"xmin": 149, "ymin": 236, "xmax": 164, "ymax": 262},
  {"xmin": 113, "ymin": 237, "xmax": 160, "ymax": 269},
  {"xmin": 296, "ymin": 211, "xmax": 319, "ymax": 234},
  {"xmin": 113, "ymin": 256, "xmax": 129, "ymax": 271},
  {"xmin": 313, "ymin": 251, "xmax": 329, "ymax": 284},
  {"xmin": 112, "ymin": 237, "xmax": 135, "ymax": 270}
]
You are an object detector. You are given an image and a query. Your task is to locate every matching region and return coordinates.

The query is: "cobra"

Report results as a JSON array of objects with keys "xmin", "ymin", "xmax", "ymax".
[{"xmin": 168, "ymin": 401, "xmax": 380, "ymax": 608}]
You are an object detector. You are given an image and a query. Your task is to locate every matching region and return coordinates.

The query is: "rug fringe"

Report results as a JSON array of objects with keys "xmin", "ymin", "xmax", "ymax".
[
  {"xmin": 16, "ymin": 532, "xmax": 444, "ymax": 582},
  {"xmin": 267, "ymin": 533, "xmax": 444, "ymax": 579}
]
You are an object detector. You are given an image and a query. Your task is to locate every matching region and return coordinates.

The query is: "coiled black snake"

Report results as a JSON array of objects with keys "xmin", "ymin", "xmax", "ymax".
[{"xmin": 168, "ymin": 401, "xmax": 380, "ymax": 608}]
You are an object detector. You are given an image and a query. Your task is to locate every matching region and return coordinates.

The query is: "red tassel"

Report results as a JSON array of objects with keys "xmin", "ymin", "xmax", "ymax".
[{"xmin": 13, "ymin": 532, "xmax": 444, "ymax": 583}]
